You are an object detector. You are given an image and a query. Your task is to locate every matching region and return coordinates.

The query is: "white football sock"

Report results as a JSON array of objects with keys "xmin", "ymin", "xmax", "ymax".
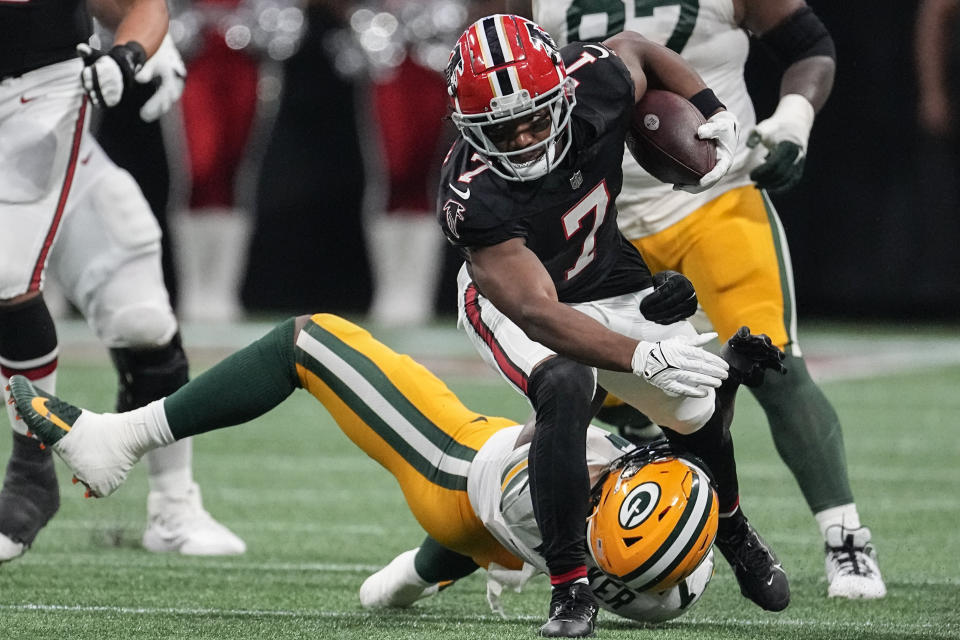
[
  {"xmin": 145, "ymin": 438, "xmax": 193, "ymax": 495},
  {"xmin": 120, "ymin": 399, "xmax": 176, "ymax": 458},
  {"xmin": 815, "ymin": 503, "xmax": 861, "ymax": 540}
]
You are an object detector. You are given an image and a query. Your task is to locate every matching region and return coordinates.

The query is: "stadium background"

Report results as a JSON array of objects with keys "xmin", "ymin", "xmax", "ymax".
[
  {"xmin": 232, "ymin": 0, "xmax": 960, "ymax": 322},
  {"xmin": 3, "ymin": 3, "xmax": 960, "ymax": 637}
]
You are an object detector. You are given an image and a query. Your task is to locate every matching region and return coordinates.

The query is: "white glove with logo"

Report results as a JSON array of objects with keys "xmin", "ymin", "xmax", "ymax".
[
  {"xmin": 77, "ymin": 42, "xmax": 146, "ymax": 108},
  {"xmin": 632, "ymin": 332, "xmax": 729, "ymax": 398},
  {"xmin": 135, "ymin": 33, "xmax": 187, "ymax": 122},
  {"xmin": 747, "ymin": 94, "xmax": 815, "ymax": 193},
  {"xmin": 675, "ymin": 110, "xmax": 740, "ymax": 194}
]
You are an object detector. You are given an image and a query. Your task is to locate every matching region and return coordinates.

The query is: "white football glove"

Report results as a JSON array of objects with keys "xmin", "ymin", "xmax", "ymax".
[
  {"xmin": 747, "ymin": 94, "xmax": 815, "ymax": 193},
  {"xmin": 632, "ymin": 332, "xmax": 729, "ymax": 398},
  {"xmin": 674, "ymin": 110, "xmax": 740, "ymax": 194},
  {"xmin": 135, "ymin": 33, "xmax": 187, "ymax": 122},
  {"xmin": 77, "ymin": 42, "xmax": 145, "ymax": 108}
]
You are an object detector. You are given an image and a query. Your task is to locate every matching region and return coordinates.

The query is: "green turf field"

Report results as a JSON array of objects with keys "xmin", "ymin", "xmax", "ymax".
[{"xmin": 1, "ymin": 320, "xmax": 958, "ymax": 639}]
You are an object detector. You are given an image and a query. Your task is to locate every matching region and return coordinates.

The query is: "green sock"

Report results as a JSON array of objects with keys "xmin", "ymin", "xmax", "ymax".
[
  {"xmin": 164, "ymin": 318, "xmax": 299, "ymax": 439},
  {"xmin": 414, "ymin": 535, "xmax": 479, "ymax": 583},
  {"xmin": 750, "ymin": 354, "xmax": 853, "ymax": 513}
]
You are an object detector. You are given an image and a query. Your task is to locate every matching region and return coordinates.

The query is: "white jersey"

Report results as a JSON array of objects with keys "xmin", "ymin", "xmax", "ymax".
[
  {"xmin": 467, "ymin": 424, "xmax": 633, "ymax": 574},
  {"xmin": 534, "ymin": 0, "xmax": 766, "ymax": 237},
  {"xmin": 467, "ymin": 423, "xmax": 715, "ymax": 622}
]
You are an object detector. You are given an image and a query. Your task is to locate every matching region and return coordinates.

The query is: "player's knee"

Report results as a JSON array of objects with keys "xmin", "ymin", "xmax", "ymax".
[
  {"xmin": 102, "ymin": 301, "xmax": 178, "ymax": 349},
  {"xmin": 528, "ymin": 358, "xmax": 596, "ymax": 411},
  {"xmin": 110, "ymin": 333, "xmax": 189, "ymax": 411},
  {"xmin": 661, "ymin": 392, "xmax": 716, "ymax": 435},
  {"xmin": 750, "ymin": 353, "xmax": 813, "ymax": 399}
]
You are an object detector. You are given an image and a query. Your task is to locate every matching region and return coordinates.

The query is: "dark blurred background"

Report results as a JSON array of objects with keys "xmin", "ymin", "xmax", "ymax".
[
  {"xmin": 98, "ymin": 0, "xmax": 960, "ymax": 323},
  {"xmin": 744, "ymin": 1, "xmax": 960, "ymax": 321}
]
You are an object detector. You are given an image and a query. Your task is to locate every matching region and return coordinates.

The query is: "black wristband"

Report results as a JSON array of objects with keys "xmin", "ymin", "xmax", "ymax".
[
  {"xmin": 108, "ymin": 41, "xmax": 147, "ymax": 80},
  {"xmin": 689, "ymin": 88, "xmax": 725, "ymax": 118}
]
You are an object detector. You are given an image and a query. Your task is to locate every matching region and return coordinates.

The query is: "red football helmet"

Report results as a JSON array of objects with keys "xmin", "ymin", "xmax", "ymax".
[{"xmin": 445, "ymin": 14, "xmax": 576, "ymax": 181}]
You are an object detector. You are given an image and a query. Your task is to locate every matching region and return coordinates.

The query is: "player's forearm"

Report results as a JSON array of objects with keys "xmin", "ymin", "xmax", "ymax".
[
  {"xmin": 778, "ymin": 56, "xmax": 834, "ymax": 113},
  {"xmin": 605, "ymin": 31, "xmax": 708, "ymax": 102},
  {"xmin": 88, "ymin": 0, "xmax": 168, "ymax": 56},
  {"xmin": 516, "ymin": 301, "xmax": 636, "ymax": 372}
]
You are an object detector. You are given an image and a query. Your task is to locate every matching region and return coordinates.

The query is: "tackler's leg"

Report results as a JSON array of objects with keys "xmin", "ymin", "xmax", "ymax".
[{"xmin": 51, "ymin": 161, "xmax": 245, "ymax": 554}]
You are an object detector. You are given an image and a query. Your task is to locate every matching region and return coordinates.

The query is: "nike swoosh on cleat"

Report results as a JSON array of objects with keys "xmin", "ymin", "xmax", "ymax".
[{"xmin": 31, "ymin": 396, "xmax": 73, "ymax": 433}]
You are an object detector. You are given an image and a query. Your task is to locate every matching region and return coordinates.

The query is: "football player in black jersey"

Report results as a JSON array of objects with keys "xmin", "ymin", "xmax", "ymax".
[{"xmin": 437, "ymin": 14, "xmax": 787, "ymax": 637}]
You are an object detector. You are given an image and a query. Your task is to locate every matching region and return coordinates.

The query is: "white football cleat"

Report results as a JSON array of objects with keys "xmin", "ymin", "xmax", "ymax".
[
  {"xmin": 0, "ymin": 534, "xmax": 25, "ymax": 563},
  {"xmin": 359, "ymin": 548, "xmax": 443, "ymax": 608},
  {"xmin": 9, "ymin": 376, "xmax": 139, "ymax": 498},
  {"xmin": 142, "ymin": 483, "xmax": 246, "ymax": 556},
  {"xmin": 824, "ymin": 525, "xmax": 887, "ymax": 599}
]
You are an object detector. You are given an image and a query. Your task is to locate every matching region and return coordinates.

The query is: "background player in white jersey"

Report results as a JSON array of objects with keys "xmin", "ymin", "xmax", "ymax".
[
  {"xmin": 515, "ymin": 0, "xmax": 885, "ymax": 599},
  {"xmin": 0, "ymin": 0, "xmax": 243, "ymax": 561},
  {"xmin": 8, "ymin": 312, "xmax": 785, "ymax": 629}
]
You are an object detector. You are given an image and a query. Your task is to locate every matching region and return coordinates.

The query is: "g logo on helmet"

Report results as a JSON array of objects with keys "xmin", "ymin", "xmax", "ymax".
[
  {"xmin": 618, "ymin": 482, "xmax": 660, "ymax": 529},
  {"xmin": 587, "ymin": 451, "xmax": 718, "ymax": 593}
]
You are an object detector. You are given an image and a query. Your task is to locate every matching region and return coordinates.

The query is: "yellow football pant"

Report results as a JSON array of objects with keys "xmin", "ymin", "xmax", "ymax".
[
  {"xmin": 294, "ymin": 313, "xmax": 523, "ymax": 570},
  {"xmin": 632, "ymin": 186, "xmax": 798, "ymax": 353}
]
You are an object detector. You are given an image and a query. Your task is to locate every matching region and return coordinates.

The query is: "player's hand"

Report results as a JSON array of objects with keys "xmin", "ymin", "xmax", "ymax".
[
  {"xmin": 77, "ymin": 41, "xmax": 147, "ymax": 108},
  {"xmin": 632, "ymin": 333, "xmax": 729, "ymax": 398},
  {"xmin": 640, "ymin": 270, "xmax": 697, "ymax": 325},
  {"xmin": 135, "ymin": 34, "xmax": 187, "ymax": 122},
  {"xmin": 674, "ymin": 110, "xmax": 739, "ymax": 194},
  {"xmin": 748, "ymin": 94, "xmax": 815, "ymax": 194}
]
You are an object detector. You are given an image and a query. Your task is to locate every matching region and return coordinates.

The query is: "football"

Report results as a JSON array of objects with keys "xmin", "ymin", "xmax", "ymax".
[{"xmin": 625, "ymin": 89, "xmax": 717, "ymax": 185}]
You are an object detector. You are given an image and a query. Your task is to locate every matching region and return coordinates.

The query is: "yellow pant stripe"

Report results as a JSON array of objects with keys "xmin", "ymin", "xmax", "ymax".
[{"xmin": 294, "ymin": 314, "xmax": 521, "ymax": 569}]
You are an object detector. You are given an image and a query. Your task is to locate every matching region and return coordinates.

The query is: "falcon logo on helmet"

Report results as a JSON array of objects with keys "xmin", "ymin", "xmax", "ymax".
[
  {"xmin": 445, "ymin": 14, "xmax": 577, "ymax": 182},
  {"xmin": 587, "ymin": 443, "xmax": 719, "ymax": 593}
]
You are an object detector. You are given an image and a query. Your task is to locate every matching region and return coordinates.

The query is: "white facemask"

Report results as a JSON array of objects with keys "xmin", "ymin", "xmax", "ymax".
[{"xmin": 507, "ymin": 137, "xmax": 558, "ymax": 180}]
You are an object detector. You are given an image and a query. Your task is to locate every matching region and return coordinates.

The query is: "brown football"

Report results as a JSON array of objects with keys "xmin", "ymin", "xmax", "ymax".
[{"xmin": 625, "ymin": 89, "xmax": 717, "ymax": 185}]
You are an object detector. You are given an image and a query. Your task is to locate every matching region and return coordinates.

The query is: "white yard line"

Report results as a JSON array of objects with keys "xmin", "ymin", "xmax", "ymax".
[
  {"xmin": 0, "ymin": 602, "xmax": 954, "ymax": 635},
  {"xmin": 12, "ymin": 553, "xmax": 960, "ymax": 587}
]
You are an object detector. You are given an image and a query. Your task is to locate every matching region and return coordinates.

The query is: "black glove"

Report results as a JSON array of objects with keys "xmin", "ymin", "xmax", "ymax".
[
  {"xmin": 720, "ymin": 326, "xmax": 788, "ymax": 387},
  {"xmin": 77, "ymin": 41, "xmax": 147, "ymax": 108},
  {"xmin": 749, "ymin": 140, "xmax": 805, "ymax": 194},
  {"xmin": 639, "ymin": 270, "xmax": 698, "ymax": 325}
]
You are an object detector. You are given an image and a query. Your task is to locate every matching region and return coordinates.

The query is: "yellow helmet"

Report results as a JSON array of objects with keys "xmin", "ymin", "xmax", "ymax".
[{"xmin": 587, "ymin": 443, "xmax": 718, "ymax": 593}]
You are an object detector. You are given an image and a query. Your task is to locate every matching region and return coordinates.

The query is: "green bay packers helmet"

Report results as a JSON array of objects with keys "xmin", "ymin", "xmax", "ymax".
[
  {"xmin": 588, "ymin": 548, "xmax": 715, "ymax": 623},
  {"xmin": 586, "ymin": 443, "xmax": 718, "ymax": 593}
]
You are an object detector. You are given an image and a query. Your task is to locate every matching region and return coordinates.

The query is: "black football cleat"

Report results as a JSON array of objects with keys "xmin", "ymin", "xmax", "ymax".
[
  {"xmin": 720, "ymin": 326, "xmax": 787, "ymax": 387},
  {"xmin": 716, "ymin": 513, "xmax": 790, "ymax": 611},
  {"xmin": 539, "ymin": 581, "xmax": 598, "ymax": 638},
  {"xmin": 0, "ymin": 432, "xmax": 60, "ymax": 563}
]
